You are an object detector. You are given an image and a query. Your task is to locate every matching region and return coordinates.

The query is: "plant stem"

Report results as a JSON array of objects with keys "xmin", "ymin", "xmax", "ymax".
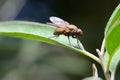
[
  {"xmin": 97, "ymin": 38, "xmax": 111, "ymax": 80},
  {"xmin": 111, "ymin": 70, "xmax": 115, "ymax": 80},
  {"xmin": 96, "ymin": 49, "xmax": 110, "ymax": 80},
  {"xmin": 81, "ymin": 50, "xmax": 101, "ymax": 63},
  {"xmin": 100, "ymin": 38, "xmax": 105, "ymax": 56},
  {"xmin": 69, "ymin": 46, "xmax": 101, "ymax": 63}
]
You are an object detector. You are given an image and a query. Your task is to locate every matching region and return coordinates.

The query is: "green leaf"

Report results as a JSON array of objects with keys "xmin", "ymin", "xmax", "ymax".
[
  {"xmin": 104, "ymin": 51, "xmax": 109, "ymax": 64},
  {"xmin": 109, "ymin": 48, "xmax": 120, "ymax": 72},
  {"xmin": 106, "ymin": 22, "xmax": 120, "ymax": 55},
  {"xmin": 104, "ymin": 50, "xmax": 120, "ymax": 72},
  {"xmin": 0, "ymin": 21, "xmax": 84, "ymax": 48},
  {"xmin": 0, "ymin": 21, "xmax": 100, "ymax": 63},
  {"xmin": 106, "ymin": 22, "xmax": 120, "ymax": 72},
  {"xmin": 105, "ymin": 3, "xmax": 120, "ymax": 35},
  {"xmin": 105, "ymin": 4, "xmax": 120, "ymax": 72}
]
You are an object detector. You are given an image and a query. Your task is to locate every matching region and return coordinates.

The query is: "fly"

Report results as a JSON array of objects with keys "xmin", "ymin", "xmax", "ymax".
[{"xmin": 47, "ymin": 16, "xmax": 83, "ymax": 48}]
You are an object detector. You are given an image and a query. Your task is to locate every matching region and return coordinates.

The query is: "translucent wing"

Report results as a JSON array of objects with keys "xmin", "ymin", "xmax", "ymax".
[{"xmin": 49, "ymin": 16, "xmax": 69, "ymax": 27}]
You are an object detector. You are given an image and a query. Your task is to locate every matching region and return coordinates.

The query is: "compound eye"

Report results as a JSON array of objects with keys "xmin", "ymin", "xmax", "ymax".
[{"xmin": 77, "ymin": 29, "xmax": 83, "ymax": 35}]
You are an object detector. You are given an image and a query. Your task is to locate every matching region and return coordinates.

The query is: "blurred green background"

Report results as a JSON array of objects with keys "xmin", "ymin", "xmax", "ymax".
[{"xmin": 0, "ymin": 0, "xmax": 119, "ymax": 80}]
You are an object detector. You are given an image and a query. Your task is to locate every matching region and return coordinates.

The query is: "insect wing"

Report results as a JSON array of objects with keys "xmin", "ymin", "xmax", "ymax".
[
  {"xmin": 46, "ymin": 22, "xmax": 60, "ymax": 27},
  {"xmin": 49, "ymin": 16, "xmax": 69, "ymax": 27}
]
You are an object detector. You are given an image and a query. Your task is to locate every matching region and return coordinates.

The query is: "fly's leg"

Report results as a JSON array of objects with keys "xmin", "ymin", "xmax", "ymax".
[
  {"xmin": 77, "ymin": 39, "xmax": 80, "ymax": 48},
  {"xmin": 76, "ymin": 38, "xmax": 81, "ymax": 49},
  {"xmin": 67, "ymin": 36, "xmax": 72, "ymax": 47}
]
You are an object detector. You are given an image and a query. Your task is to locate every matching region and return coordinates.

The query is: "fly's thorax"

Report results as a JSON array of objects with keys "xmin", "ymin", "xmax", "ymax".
[
  {"xmin": 63, "ymin": 28, "xmax": 71, "ymax": 36},
  {"xmin": 67, "ymin": 24, "xmax": 78, "ymax": 30}
]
